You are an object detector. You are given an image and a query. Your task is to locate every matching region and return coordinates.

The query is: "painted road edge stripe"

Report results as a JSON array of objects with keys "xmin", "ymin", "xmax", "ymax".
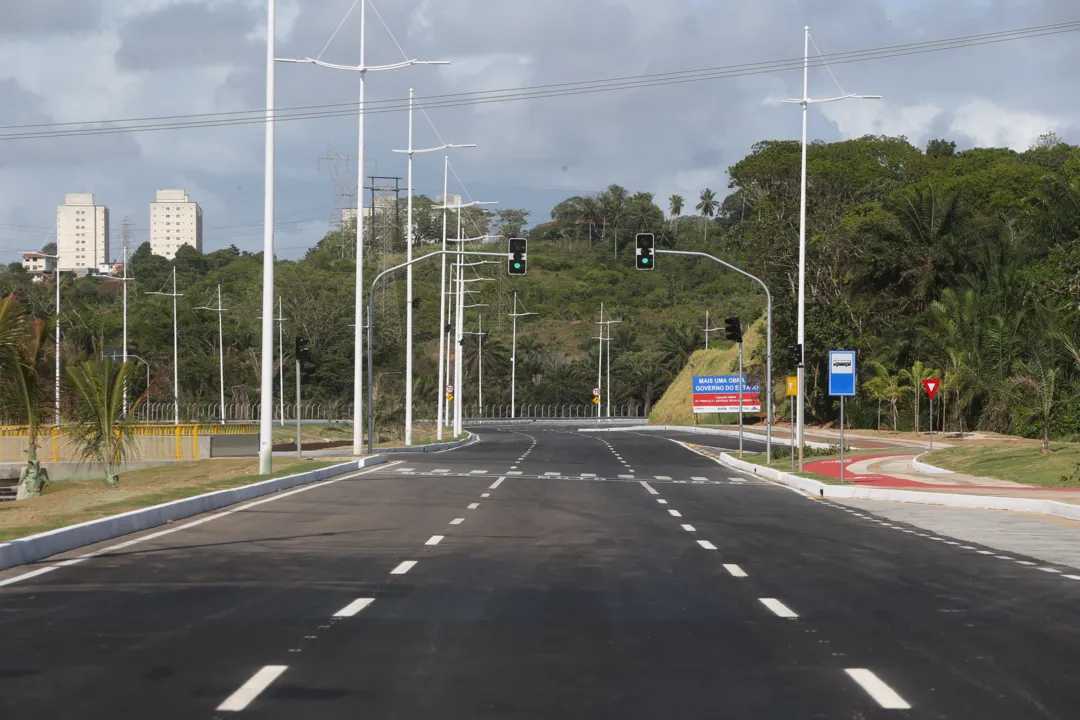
[
  {"xmin": 390, "ymin": 560, "xmax": 417, "ymax": 575},
  {"xmin": 217, "ymin": 665, "xmax": 288, "ymax": 712},
  {"xmin": 759, "ymin": 598, "xmax": 798, "ymax": 618},
  {"xmin": 845, "ymin": 669, "xmax": 911, "ymax": 710},
  {"xmin": 333, "ymin": 598, "xmax": 375, "ymax": 618}
]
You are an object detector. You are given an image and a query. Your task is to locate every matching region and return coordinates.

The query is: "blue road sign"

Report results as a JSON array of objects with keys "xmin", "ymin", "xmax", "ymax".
[{"xmin": 828, "ymin": 350, "xmax": 856, "ymax": 397}]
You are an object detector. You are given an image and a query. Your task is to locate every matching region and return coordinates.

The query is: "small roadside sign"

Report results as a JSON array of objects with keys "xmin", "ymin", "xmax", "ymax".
[
  {"xmin": 592, "ymin": 387, "xmax": 601, "ymax": 397},
  {"xmin": 445, "ymin": 384, "xmax": 454, "ymax": 394},
  {"xmin": 828, "ymin": 350, "xmax": 856, "ymax": 397},
  {"xmin": 592, "ymin": 396, "xmax": 600, "ymax": 405},
  {"xmin": 786, "ymin": 376, "xmax": 798, "ymax": 396},
  {"xmin": 922, "ymin": 379, "xmax": 940, "ymax": 399},
  {"xmin": 446, "ymin": 393, "xmax": 454, "ymax": 402}
]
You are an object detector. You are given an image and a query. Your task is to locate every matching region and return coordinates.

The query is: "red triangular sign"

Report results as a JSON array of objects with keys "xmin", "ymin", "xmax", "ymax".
[{"xmin": 922, "ymin": 379, "xmax": 940, "ymax": 400}]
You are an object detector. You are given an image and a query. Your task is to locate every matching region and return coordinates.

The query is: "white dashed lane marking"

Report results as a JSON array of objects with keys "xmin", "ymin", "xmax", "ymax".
[
  {"xmin": 759, "ymin": 598, "xmax": 798, "ymax": 619},
  {"xmin": 450, "ymin": 518, "xmax": 464, "ymax": 525},
  {"xmin": 390, "ymin": 561, "xmax": 417, "ymax": 575},
  {"xmin": 845, "ymin": 669, "xmax": 911, "ymax": 710},
  {"xmin": 333, "ymin": 598, "xmax": 375, "ymax": 618},
  {"xmin": 681, "ymin": 524, "xmax": 696, "ymax": 532},
  {"xmin": 425, "ymin": 535, "xmax": 444, "ymax": 546},
  {"xmin": 639, "ymin": 481, "xmax": 658, "ymax": 495},
  {"xmin": 697, "ymin": 540, "xmax": 717, "ymax": 550},
  {"xmin": 723, "ymin": 564, "xmax": 748, "ymax": 577},
  {"xmin": 467, "ymin": 503, "xmax": 480, "ymax": 509},
  {"xmin": 469, "ymin": 470, "xmax": 488, "ymax": 475},
  {"xmin": 668, "ymin": 509, "xmax": 682, "ymax": 518},
  {"xmin": 217, "ymin": 665, "xmax": 288, "ymax": 712},
  {"xmin": 489, "ymin": 477, "xmax": 505, "ymax": 489},
  {"xmin": 691, "ymin": 476, "xmax": 708, "ymax": 481},
  {"xmin": 655, "ymin": 475, "xmax": 672, "ymax": 480}
]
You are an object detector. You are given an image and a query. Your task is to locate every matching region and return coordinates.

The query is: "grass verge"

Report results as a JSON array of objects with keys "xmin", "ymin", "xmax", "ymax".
[
  {"xmin": 0, "ymin": 457, "xmax": 335, "ymax": 542},
  {"xmin": 921, "ymin": 442, "xmax": 1080, "ymax": 488}
]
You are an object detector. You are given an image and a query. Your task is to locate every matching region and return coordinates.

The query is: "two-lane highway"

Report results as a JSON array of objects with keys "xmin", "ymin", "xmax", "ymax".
[{"xmin": 2, "ymin": 424, "xmax": 1079, "ymax": 718}]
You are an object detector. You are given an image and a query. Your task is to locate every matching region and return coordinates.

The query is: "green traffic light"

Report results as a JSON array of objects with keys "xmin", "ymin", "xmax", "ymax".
[
  {"xmin": 642, "ymin": 258, "xmax": 649, "ymax": 264},
  {"xmin": 514, "ymin": 263, "xmax": 521, "ymax": 269}
]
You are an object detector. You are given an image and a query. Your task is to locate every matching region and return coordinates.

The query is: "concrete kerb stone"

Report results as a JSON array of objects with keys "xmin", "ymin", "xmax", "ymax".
[
  {"xmin": 578, "ymin": 424, "xmax": 837, "ymax": 450},
  {"xmin": 0, "ymin": 455, "xmax": 389, "ymax": 572},
  {"xmin": 911, "ymin": 453, "xmax": 956, "ymax": 475},
  {"xmin": 715, "ymin": 451, "xmax": 1080, "ymax": 523}
]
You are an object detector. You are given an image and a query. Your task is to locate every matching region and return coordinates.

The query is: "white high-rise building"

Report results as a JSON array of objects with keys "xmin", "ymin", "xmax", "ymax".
[
  {"xmin": 150, "ymin": 189, "xmax": 203, "ymax": 259},
  {"xmin": 56, "ymin": 193, "xmax": 109, "ymax": 272}
]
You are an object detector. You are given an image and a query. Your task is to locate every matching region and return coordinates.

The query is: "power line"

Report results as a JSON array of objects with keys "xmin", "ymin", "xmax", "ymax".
[{"xmin": 1, "ymin": 21, "xmax": 1076, "ymax": 141}]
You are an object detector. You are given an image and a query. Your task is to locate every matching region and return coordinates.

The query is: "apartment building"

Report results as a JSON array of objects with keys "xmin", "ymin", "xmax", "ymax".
[
  {"xmin": 56, "ymin": 193, "xmax": 109, "ymax": 271},
  {"xmin": 150, "ymin": 189, "xmax": 203, "ymax": 259}
]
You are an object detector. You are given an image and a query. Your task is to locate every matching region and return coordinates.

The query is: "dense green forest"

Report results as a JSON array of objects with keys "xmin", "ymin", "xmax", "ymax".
[{"xmin": 3, "ymin": 131, "xmax": 1080, "ymax": 443}]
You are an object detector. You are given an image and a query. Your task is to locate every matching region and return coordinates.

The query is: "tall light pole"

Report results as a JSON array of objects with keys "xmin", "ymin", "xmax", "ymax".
[
  {"xmin": 434, "ymin": 187, "xmax": 495, "ymax": 439},
  {"xmin": 30, "ymin": 248, "xmax": 61, "ymax": 424},
  {"xmin": 195, "ymin": 284, "xmax": 228, "ymax": 424},
  {"xmin": 128, "ymin": 354, "xmax": 151, "ymax": 409},
  {"xmin": 392, "ymin": 92, "xmax": 474, "ymax": 445},
  {"xmin": 277, "ymin": 297, "xmax": 286, "ymax": 426},
  {"xmin": 783, "ymin": 25, "xmax": 880, "ymax": 470},
  {"xmin": 703, "ymin": 310, "xmax": 721, "ymax": 350},
  {"xmin": 276, "ymin": 10, "xmax": 448, "ymax": 456},
  {"xmin": 454, "ymin": 273, "xmax": 492, "ymax": 435},
  {"xmin": 462, "ymin": 315, "xmax": 487, "ymax": 413},
  {"xmin": 147, "ymin": 267, "xmax": 183, "ymax": 425},
  {"xmin": 597, "ymin": 312, "xmax": 623, "ymax": 418},
  {"xmin": 508, "ymin": 292, "xmax": 537, "ymax": 419},
  {"xmin": 259, "ymin": 0, "xmax": 277, "ymax": 473}
]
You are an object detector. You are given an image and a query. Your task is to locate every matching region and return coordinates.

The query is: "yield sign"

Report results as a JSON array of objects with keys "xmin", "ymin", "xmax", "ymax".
[{"xmin": 922, "ymin": 378, "xmax": 940, "ymax": 400}]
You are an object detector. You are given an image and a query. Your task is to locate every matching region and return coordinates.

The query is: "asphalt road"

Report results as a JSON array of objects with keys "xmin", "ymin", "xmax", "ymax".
[{"xmin": 2, "ymin": 425, "xmax": 1080, "ymax": 718}]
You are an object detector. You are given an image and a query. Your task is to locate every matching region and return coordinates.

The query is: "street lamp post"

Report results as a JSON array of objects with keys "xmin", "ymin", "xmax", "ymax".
[
  {"xmin": 259, "ymin": 0, "xmax": 277, "ymax": 473},
  {"xmin": 127, "ymin": 354, "xmax": 152, "ymax": 416},
  {"xmin": 783, "ymin": 25, "xmax": 880, "ymax": 470},
  {"xmin": 195, "ymin": 284, "xmax": 228, "ymax": 424},
  {"xmin": 29, "ymin": 249, "xmax": 61, "ymax": 424},
  {"xmin": 146, "ymin": 267, "xmax": 183, "ymax": 425},
  {"xmin": 597, "ymin": 313, "xmax": 623, "ymax": 418},
  {"xmin": 391, "ymin": 94, "xmax": 474, "ymax": 445},
  {"xmin": 276, "ymin": 12, "xmax": 449, "ymax": 456},
  {"xmin": 508, "ymin": 292, "xmax": 537, "ymax": 419}
]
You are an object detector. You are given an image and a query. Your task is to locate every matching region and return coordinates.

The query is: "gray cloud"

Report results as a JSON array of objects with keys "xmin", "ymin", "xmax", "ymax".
[
  {"xmin": 116, "ymin": 1, "xmax": 261, "ymax": 70},
  {"xmin": 0, "ymin": 0, "xmax": 103, "ymax": 36}
]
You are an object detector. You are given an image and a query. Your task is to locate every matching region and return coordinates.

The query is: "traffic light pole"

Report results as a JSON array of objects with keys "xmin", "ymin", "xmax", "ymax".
[
  {"xmin": 656, "ymin": 250, "xmax": 772, "ymax": 463},
  {"xmin": 366, "ymin": 249, "xmax": 510, "ymax": 454},
  {"xmin": 738, "ymin": 339, "xmax": 744, "ymax": 459},
  {"xmin": 296, "ymin": 359, "xmax": 302, "ymax": 459}
]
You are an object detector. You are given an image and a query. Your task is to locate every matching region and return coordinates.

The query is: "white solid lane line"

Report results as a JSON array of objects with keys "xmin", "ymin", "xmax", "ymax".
[
  {"xmin": 468, "ymin": 503, "xmax": 480, "ymax": 509},
  {"xmin": 639, "ymin": 481, "xmax": 659, "ymax": 495},
  {"xmin": 668, "ymin": 509, "xmax": 682, "ymax": 517},
  {"xmin": 217, "ymin": 665, "xmax": 288, "ymax": 712},
  {"xmin": 681, "ymin": 524, "xmax": 696, "ymax": 532},
  {"xmin": 0, "ymin": 566, "xmax": 58, "ymax": 587},
  {"xmin": 488, "ymin": 477, "xmax": 505, "ymax": 489},
  {"xmin": 333, "ymin": 598, "xmax": 375, "ymax": 618},
  {"xmin": 450, "ymin": 518, "xmax": 464, "ymax": 525},
  {"xmin": 697, "ymin": 540, "xmax": 717, "ymax": 550},
  {"xmin": 759, "ymin": 598, "xmax": 798, "ymax": 618},
  {"xmin": 723, "ymin": 564, "xmax": 748, "ymax": 577},
  {"xmin": 426, "ymin": 535, "xmax": 445, "ymax": 546},
  {"xmin": 844, "ymin": 669, "xmax": 912, "ymax": 710},
  {"xmin": 390, "ymin": 561, "xmax": 417, "ymax": 575}
]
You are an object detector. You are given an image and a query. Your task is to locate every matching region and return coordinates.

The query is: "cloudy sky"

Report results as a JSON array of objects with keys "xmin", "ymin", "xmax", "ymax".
[{"xmin": 0, "ymin": 0, "xmax": 1077, "ymax": 262}]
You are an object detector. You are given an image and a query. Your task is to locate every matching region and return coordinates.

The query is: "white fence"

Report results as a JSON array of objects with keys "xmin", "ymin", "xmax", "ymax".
[
  {"xmin": 463, "ymin": 403, "xmax": 643, "ymax": 419},
  {"xmin": 136, "ymin": 402, "xmax": 353, "ymax": 424}
]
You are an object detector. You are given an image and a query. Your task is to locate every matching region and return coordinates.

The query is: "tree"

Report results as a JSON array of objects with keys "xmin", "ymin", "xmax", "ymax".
[
  {"xmin": 66, "ymin": 358, "xmax": 149, "ymax": 487},
  {"xmin": 495, "ymin": 209, "xmax": 530, "ymax": 239},
  {"xmin": 925, "ymin": 139, "xmax": 957, "ymax": 159},
  {"xmin": 900, "ymin": 360, "xmax": 938, "ymax": 434},
  {"xmin": 669, "ymin": 194, "xmax": 684, "ymax": 232},
  {"xmin": 659, "ymin": 323, "xmax": 701, "ymax": 373},
  {"xmin": 864, "ymin": 361, "xmax": 909, "ymax": 431},
  {"xmin": 696, "ymin": 188, "xmax": 719, "ymax": 243}
]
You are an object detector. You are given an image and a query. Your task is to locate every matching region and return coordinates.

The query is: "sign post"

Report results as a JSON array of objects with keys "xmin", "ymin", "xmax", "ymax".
[
  {"xmin": 922, "ymin": 379, "xmax": 940, "ymax": 450},
  {"xmin": 828, "ymin": 351, "xmax": 856, "ymax": 483},
  {"xmin": 786, "ymin": 376, "xmax": 798, "ymax": 471}
]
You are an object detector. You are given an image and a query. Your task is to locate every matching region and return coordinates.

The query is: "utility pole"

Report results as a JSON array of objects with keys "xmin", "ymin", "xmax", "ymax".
[
  {"xmin": 596, "ymin": 308, "xmax": 623, "ymax": 418},
  {"xmin": 257, "ymin": 301, "xmax": 288, "ymax": 425},
  {"xmin": 703, "ymin": 310, "xmax": 721, "ymax": 350},
  {"xmin": 121, "ymin": 218, "xmax": 134, "ymax": 416},
  {"xmin": 259, "ymin": 0, "xmax": 276, "ymax": 473},
  {"xmin": 276, "ymin": 3, "xmax": 449, "ymax": 456},
  {"xmin": 195, "ymin": 285, "xmax": 228, "ymax": 424},
  {"xmin": 147, "ymin": 267, "xmax": 183, "ymax": 425},
  {"xmin": 463, "ymin": 315, "xmax": 486, "ymax": 413},
  {"xmin": 508, "ymin": 291, "xmax": 537, "ymax": 419}
]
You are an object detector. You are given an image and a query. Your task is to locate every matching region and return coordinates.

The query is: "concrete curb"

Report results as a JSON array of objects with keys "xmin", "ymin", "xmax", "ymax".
[
  {"xmin": 911, "ymin": 453, "xmax": 956, "ymax": 475},
  {"xmin": 579, "ymin": 424, "xmax": 836, "ymax": 450},
  {"xmin": 378, "ymin": 432, "xmax": 476, "ymax": 454},
  {"xmin": 0, "ymin": 455, "xmax": 388, "ymax": 572},
  {"xmin": 714, "ymin": 451, "xmax": 1080, "ymax": 523}
]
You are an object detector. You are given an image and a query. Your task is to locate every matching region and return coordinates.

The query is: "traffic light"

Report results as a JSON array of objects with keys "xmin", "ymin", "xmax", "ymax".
[
  {"xmin": 635, "ymin": 233, "xmax": 654, "ymax": 270},
  {"xmin": 788, "ymin": 343, "xmax": 803, "ymax": 368},
  {"xmin": 508, "ymin": 237, "xmax": 527, "ymax": 275},
  {"xmin": 295, "ymin": 335, "xmax": 313, "ymax": 368},
  {"xmin": 410, "ymin": 297, "xmax": 422, "ymax": 309},
  {"xmin": 724, "ymin": 316, "xmax": 742, "ymax": 343}
]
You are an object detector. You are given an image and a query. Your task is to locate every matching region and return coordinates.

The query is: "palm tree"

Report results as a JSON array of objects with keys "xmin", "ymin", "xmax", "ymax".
[
  {"xmin": 696, "ymin": 188, "xmax": 719, "ymax": 244},
  {"xmin": 624, "ymin": 353, "xmax": 669, "ymax": 416},
  {"xmin": 626, "ymin": 193, "xmax": 663, "ymax": 233},
  {"xmin": 4, "ymin": 304, "xmax": 54, "ymax": 499},
  {"xmin": 864, "ymin": 361, "xmax": 909, "ymax": 431},
  {"xmin": 900, "ymin": 360, "xmax": 938, "ymax": 434},
  {"xmin": 669, "ymin": 194, "xmax": 684, "ymax": 233},
  {"xmin": 659, "ymin": 323, "xmax": 702, "ymax": 374},
  {"xmin": 66, "ymin": 358, "xmax": 150, "ymax": 487}
]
